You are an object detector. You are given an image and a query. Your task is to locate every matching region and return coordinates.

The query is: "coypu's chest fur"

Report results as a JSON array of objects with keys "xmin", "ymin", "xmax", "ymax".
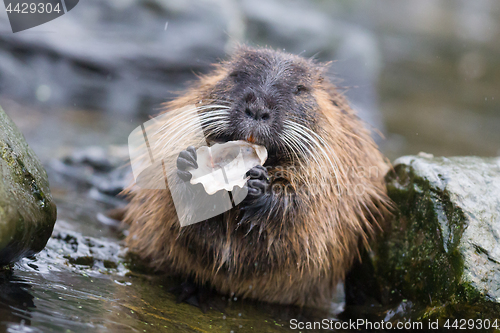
[{"xmin": 122, "ymin": 46, "xmax": 390, "ymax": 308}]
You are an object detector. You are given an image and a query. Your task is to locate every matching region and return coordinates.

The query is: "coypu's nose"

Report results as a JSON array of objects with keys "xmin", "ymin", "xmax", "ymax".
[
  {"xmin": 243, "ymin": 91, "xmax": 271, "ymax": 122},
  {"xmin": 244, "ymin": 107, "xmax": 270, "ymax": 121}
]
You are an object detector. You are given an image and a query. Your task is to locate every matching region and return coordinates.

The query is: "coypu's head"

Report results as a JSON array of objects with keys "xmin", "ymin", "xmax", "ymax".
[{"xmin": 197, "ymin": 47, "xmax": 330, "ymax": 163}]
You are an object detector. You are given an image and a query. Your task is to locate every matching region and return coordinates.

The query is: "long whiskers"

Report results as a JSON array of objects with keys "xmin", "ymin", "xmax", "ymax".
[
  {"xmin": 281, "ymin": 119, "xmax": 344, "ymax": 186},
  {"xmin": 153, "ymin": 105, "xmax": 231, "ymax": 152}
]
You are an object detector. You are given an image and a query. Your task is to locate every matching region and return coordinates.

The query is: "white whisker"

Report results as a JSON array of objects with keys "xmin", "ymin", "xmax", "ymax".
[
  {"xmin": 281, "ymin": 127, "xmax": 320, "ymax": 167},
  {"xmin": 284, "ymin": 120, "xmax": 344, "ymax": 184},
  {"xmin": 153, "ymin": 105, "xmax": 231, "ymax": 151}
]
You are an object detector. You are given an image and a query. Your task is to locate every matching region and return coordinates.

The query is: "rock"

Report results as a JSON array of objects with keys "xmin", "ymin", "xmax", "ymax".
[
  {"xmin": 48, "ymin": 231, "xmax": 127, "ymax": 274},
  {"xmin": 374, "ymin": 155, "xmax": 500, "ymax": 319},
  {"xmin": 0, "ymin": 106, "xmax": 57, "ymax": 266},
  {"xmin": 49, "ymin": 145, "xmax": 131, "ymax": 205}
]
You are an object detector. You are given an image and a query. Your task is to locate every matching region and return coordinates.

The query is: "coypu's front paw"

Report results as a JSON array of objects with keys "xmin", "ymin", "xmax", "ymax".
[
  {"xmin": 244, "ymin": 165, "xmax": 270, "ymax": 200},
  {"xmin": 177, "ymin": 146, "xmax": 198, "ymax": 182}
]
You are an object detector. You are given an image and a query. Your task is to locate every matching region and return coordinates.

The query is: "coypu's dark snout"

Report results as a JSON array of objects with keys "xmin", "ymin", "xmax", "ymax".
[
  {"xmin": 230, "ymin": 86, "xmax": 280, "ymax": 146},
  {"xmin": 242, "ymin": 89, "xmax": 272, "ymax": 123}
]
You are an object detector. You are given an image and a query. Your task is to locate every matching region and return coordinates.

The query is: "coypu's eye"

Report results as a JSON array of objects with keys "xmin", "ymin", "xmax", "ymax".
[{"xmin": 294, "ymin": 85, "xmax": 308, "ymax": 95}]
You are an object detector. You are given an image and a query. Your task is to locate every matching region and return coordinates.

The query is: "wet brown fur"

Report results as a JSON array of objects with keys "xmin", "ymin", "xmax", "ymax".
[{"xmin": 122, "ymin": 46, "xmax": 391, "ymax": 308}]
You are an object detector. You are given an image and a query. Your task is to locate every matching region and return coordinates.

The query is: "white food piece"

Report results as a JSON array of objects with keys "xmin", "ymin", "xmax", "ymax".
[{"xmin": 188, "ymin": 141, "xmax": 268, "ymax": 195}]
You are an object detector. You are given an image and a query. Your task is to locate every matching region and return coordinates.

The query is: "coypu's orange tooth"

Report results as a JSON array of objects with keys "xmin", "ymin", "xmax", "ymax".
[{"xmin": 247, "ymin": 134, "xmax": 255, "ymax": 143}]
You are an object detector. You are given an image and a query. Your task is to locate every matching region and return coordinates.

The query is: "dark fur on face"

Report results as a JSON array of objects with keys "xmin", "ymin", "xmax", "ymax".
[{"xmin": 200, "ymin": 47, "xmax": 324, "ymax": 162}]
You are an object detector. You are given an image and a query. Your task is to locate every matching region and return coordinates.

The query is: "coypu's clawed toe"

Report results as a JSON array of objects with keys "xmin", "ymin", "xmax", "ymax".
[
  {"xmin": 244, "ymin": 165, "xmax": 270, "ymax": 201},
  {"xmin": 176, "ymin": 146, "xmax": 198, "ymax": 181}
]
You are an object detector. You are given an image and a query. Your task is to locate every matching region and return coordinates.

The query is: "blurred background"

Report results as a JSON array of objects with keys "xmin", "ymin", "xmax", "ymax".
[{"xmin": 0, "ymin": 0, "xmax": 499, "ymax": 162}]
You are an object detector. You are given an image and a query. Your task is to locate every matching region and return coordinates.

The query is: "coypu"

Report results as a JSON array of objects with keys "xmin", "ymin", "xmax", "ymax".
[{"xmin": 122, "ymin": 46, "xmax": 391, "ymax": 309}]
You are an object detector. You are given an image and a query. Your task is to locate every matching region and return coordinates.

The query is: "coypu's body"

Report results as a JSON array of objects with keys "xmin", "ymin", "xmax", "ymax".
[{"xmin": 123, "ymin": 46, "xmax": 390, "ymax": 308}]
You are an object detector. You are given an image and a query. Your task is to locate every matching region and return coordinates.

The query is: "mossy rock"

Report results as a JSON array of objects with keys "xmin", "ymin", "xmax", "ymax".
[
  {"xmin": 0, "ymin": 105, "xmax": 57, "ymax": 265},
  {"xmin": 375, "ymin": 155, "xmax": 500, "ymax": 320}
]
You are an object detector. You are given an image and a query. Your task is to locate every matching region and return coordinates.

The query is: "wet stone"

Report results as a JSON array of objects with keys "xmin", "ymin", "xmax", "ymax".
[
  {"xmin": 49, "ymin": 145, "xmax": 131, "ymax": 204},
  {"xmin": 0, "ymin": 105, "xmax": 57, "ymax": 266},
  {"xmin": 373, "ymin": 154, "xmax": 500, "ymax": 320}
]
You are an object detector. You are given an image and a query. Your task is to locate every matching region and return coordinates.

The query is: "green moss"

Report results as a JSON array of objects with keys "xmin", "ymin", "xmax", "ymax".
[
  {"xmin": 0, "ymin": 106, "xmax": 57, "ymax": 265},
  {"xmin": 371, "ymin": 157, "xmax": 500, "ymax": 324},
  {"xmin": 0, "ymin": 142, "xmax": 17, "ymax": 167},
  {"xmin": 1, "ymin": 141, "xmax": 49, "ymax": 208},
  {"xmin": 419, "ymin": 301, "xmax": 500, "ymax": 321},
  {"xmin": 69, "ymin": 256, "xmax": 95, "ymax": 266},
  {"xmin": 376, "ymin": 163, "xmax": 467, "ymax": 305},
  {"xmin": 103, "ymin": 260, "xmax": 118, "ymax": 269}
]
